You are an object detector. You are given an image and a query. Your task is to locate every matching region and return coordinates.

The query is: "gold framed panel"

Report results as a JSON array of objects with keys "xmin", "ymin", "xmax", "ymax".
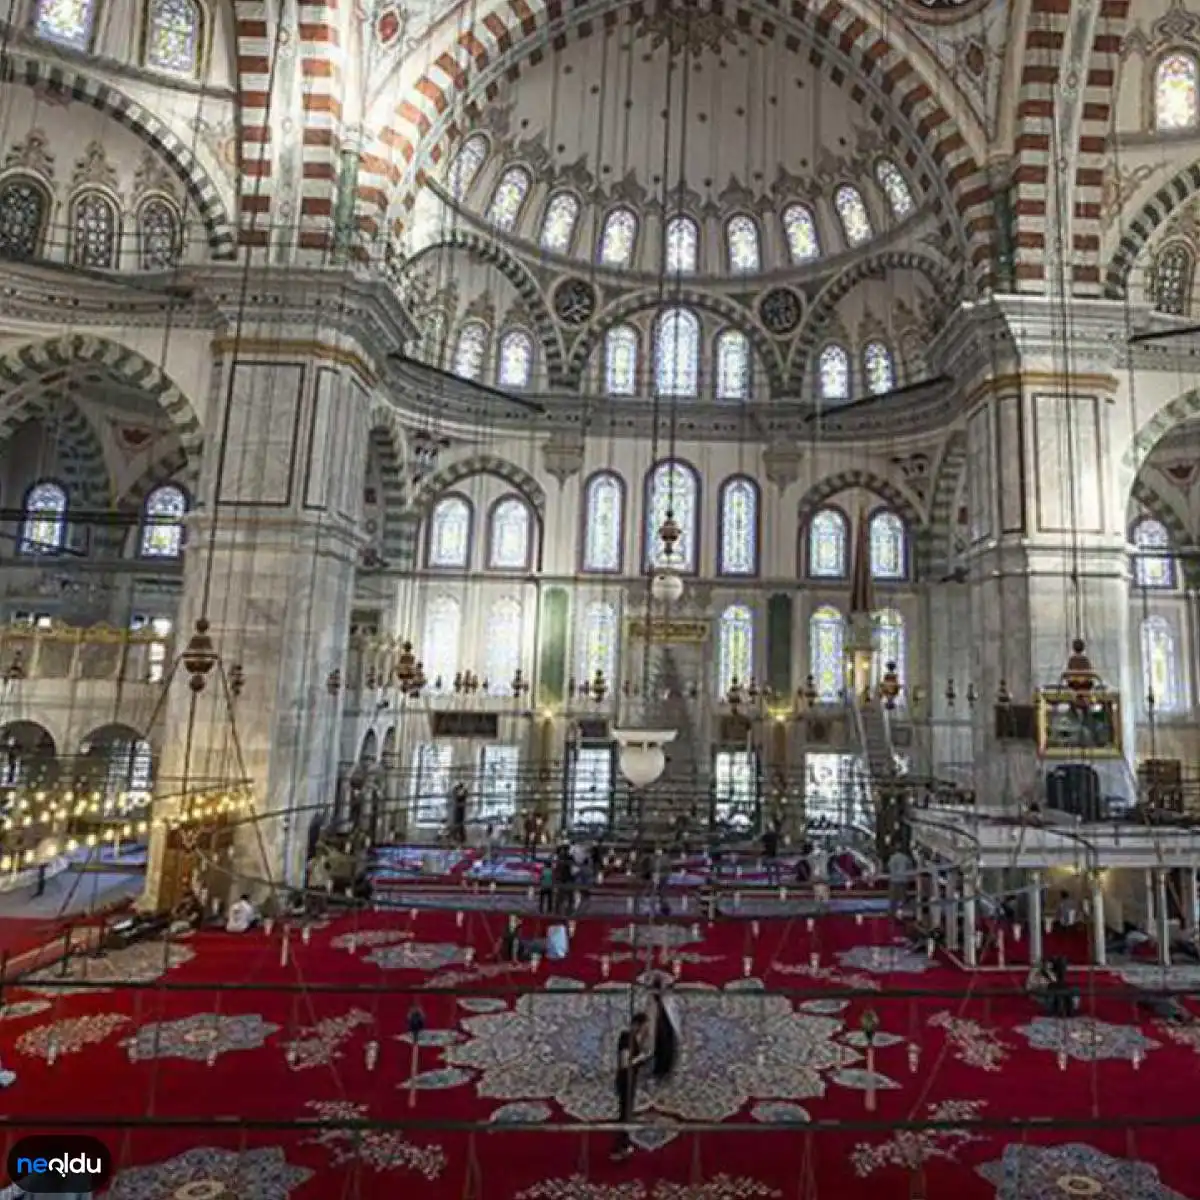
[{"xmin": 1035, "ymin": 688, "xmax": 1123, "ymax": 759}]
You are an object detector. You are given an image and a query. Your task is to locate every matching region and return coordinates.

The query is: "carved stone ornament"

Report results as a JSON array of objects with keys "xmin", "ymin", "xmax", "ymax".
[
  {"xmin": 5, "ymin": 129, "xmax": 55, "ymax": 180},
  {"xmin": 553, "ymin": 278, "xmax": 597, "ymax": 326},
  {"xmin": 762, "ymin": 439, "xmax": 804, "ymax": 492},
  {"xmin": 72, "ymin": 142, "xmax": 119, "ymax": 192},
  {"xmin": 132, "ymin": 151, "xmax": 179, "ymax": 202},
  {"xmin": 541, "ymin": 434, "xmax": 585, "ymax": 486},
  {"xmin": 900, "ymin": 0, "xmax": 990, "ymax": 24},
  {"xmin": 759, "ymin": 288, "xmax": 802, "ymax": 337}
]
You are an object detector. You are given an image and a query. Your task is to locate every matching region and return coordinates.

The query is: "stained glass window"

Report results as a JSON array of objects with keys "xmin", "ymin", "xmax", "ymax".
[
  {"xmin": 422, "ymin": 595, "xmax": 461, "ymax": 691},
  {"xmin": 0, "ymin": 179, "xmax": 48, "ymax": 260},
  {"xmin": 1132, "ymin": 517, "xmax": 1176, "ymax": 589},
  {"xmin": 810, "ymin": 605, "xmax": 845, "ymax": 702},
  {"xmin": 871, "ymin": 608, "xmax": 906, "ymax": 695},
  {"xmin": 1153, "ymin": 243, "xmax": 1193, "ymax": 315},
  {"xmin": 488, "ymin": 497, "xmax": 530, "ymax": 569},
  {"xmin": 726, "ymin": 214, "xmax": 761, "ymax": 273},
  {"xmin": 863, "ymin": 341, "xmax": 896, "ymax": 395},
  {"xmin": 869, "ymin": 510, "xmax": 906, "ymax": 580},
  {"xmin": 818, "ymin": 343, "xmax": 850, "ymax": 401},
  {"xmin": 654, "ymin": 308, "xmax": 700, "ymax": 397},
  {"xmin": 34, "ymin": 0, "xmax": 97, "ymax": 48},
  {"xmin": 582, "ymin": 472, "xmax": 624, "ymax": 572},
  {"xmin": 540, "ymin": 192, "xmax": 580, "ymax": 253},
  {"xmin": 809, "ymin": 508, "xmax": 848, "ymax": 578},
  {"xmin": 717, "ymin": 605, "xmax": 754, "ymax": 698},
  {"xmin": 487, "ymin": 167, "xmax": 531, "ymax": 232},
  {"xmin": 569, "ymin": 745, "xmax": 612, "ymax": 828},
  {"xmin": 599, "ymin": 208, "xmax": 638, "ymax": 267},
  {"xmin": 1155, "ymin": 53, "xmax": 1199, "ymax": 131},
  {"xmin": 604, "ymin": 325, "xmax": 639, "ymax": 395},
  {"xmin": 782, "ymin": 203, "xmax": 820, "ymax": 263},
  {"xmin": 497, "ymin": 329, "xmax": 534, "ymax": 388},
  {"xmin": 645, "ymin": 460, "xmax": 698, "ymax": 572},
  {"xmin": 875, "ymin": 160, "xmax": 915, "ymax": 220},
  {"xmin": 713, "ymin": 749, "xmax": 756, "ymax": 831},
  {"xmin": 145, "ymin": 0, "xmax": 202, "ymax": 74},
  {"xmin": 453, "ymin": 321, "xmax": 488, "ymax": 380},
  {"xmin": 71, "ymin": 192, "xmax": 119, "ymax": 269},
  {"xmin": 805, "ymin": 751, "xmax": 870, "ymax": 827},
  {"xmin": 137, "ymin": 198, "xmax": 182, "ymax": 270},
  {"xmin": 140, "ymin": 484, "xmax": 186, "ymax": 557},
  {"xmin": 1141, "ymin": 616, "xmax": 1181, "ymax": 713},
  {"xmin": 834, "ymin": 185, "xmax": 873, "ymax": 247},
  {"xmin": 719, "ymin": 477, "xmax": 758, "ymax": 575},
  {"xmin": 477, "ymin": 743, "xmax": 519, "ymax": 822},
  {"xmin": 21, "ymin": 481, "xmax": 67, "ymax": 554},
  {"xmin": 665, "ymin": 216, "xmax": 699, "ymax": 274},
  {"xmin": 411, "ymin": 742, "xmax": 452, "ymax": 826},
  {"xmin": 484, "ymin": 598, "xmax": 523, "ymax": 695},
  {"xmin": 428, "ymin": 495, "xmax": 471, "ymax": 567},
  {"xmin": 715, "ymin": 330, "xmax": 750, "ymax": 401},
  {"xmin": 448, "ymin": 135, "xmax": 488, "ymax": 200},
  {"xmin": 423, "ymin": 310, "xmax": 448, "ymax": 366},
  {"xmin": 578, "ymin": 601, "xmax": 618, "ymax": 688}
]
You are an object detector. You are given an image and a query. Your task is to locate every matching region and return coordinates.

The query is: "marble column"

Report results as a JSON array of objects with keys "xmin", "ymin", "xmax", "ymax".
[
  {"xmin": 1029, "ymin": 871, "xmax": 1044, "ymax": 964},
  {"xmin": 1185, "ymin": 869, "xmax": 1200, "ymax": 940},
  {"xmin": 1156, "ymin": 870, "xmax": 1172, "ymax": 967},
  {"xmin": 944, "ymin": 871, "xmax": 960, "ymax": 952},
  {"xmin": 1090, "ymin": 877, "xmax": 1106, "ymax": 967},
  {"xmin": 962, "ymin": 872, "xmax": 979, "ymax": 968},
  {"xmin": 1145, "ymin": 869, "xmax": 1157, "ymax": 936}
]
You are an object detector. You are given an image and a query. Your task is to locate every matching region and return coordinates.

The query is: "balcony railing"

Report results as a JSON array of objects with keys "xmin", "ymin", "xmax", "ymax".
[{"xmin": 0, "ymin": 623, "xmax": 172, "ymax": 685}]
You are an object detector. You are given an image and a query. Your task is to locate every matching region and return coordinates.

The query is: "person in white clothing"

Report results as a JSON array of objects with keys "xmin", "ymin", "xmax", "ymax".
[{"xmin": 225, "ymin": 894, "xmax": 259, "ymax": 934}]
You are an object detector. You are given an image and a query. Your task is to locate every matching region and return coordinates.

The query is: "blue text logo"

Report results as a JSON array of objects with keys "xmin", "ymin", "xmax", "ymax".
[{"xmin": 6, "ymin": 1136, "xmax": 112, "ymax": 1194}]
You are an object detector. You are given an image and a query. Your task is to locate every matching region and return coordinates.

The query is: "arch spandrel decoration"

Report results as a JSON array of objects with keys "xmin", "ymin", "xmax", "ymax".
[{"xmin": 1130, "ymin": 477, "xmax": 1200, "ymax": 589}]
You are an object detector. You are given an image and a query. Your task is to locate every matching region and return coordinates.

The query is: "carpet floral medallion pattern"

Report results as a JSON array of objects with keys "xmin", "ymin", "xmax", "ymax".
[
  {"xmin": 769, "ymin": 960, "xmax": 882, "ymax": 992},
  {"xmin": 24, "ymin": 941, "xmax": 195, "ymax": 994},
  {"xmin": 303, "ymin": 1100, "xmax": 446, "ymax": 1178},
  {"xmin": 608, "ymin": 924, "xmax": 702, "ymax": 950},
  {"xmin": 1015, "ymin": 1017, "xmax": 1159, "ymax": 1063},
  {"xmin": 516, "ymin": 1174, "xmax": 782, "ymax": 1199},
  {"xmin": 330, "ymin": 928, "xmax": 412, "ymax": 951},
  {"xmin": 366, "ymin": 941, "xmax": 470, "ymax": 971},
  {"xmin": 928, "ymin": 1011, "xmax": 1009, "ymax": 1070},
  {"xmin": 0, "ymin": 998, "xmax": 51, "ymax": 1022},
  {"xmin": 432, "ymin": 962, "xmax": 523, "ymax": 989},
  {"xmin": 283, "ymin": 1008, "xmax": 373, "ymax": 1069},
  {"xmin": 1158, "ymin": 1021, "xmax": 1200, "ymax": 1055},
  {"xmin": 837, "ymin": 943, "xmax": 933, "ymax": 975},
  {"xmin": 489, "ymin": 1101, "xmax": 552, "ymax": 1123},
  {"xmin": 15, "ymin": 1012, "xmax": 129, "ymax": 1059},
  {"xmin": 1112, "ymin": 963, "xmax": 1200, "ymax": 991},
  {"xmin": 851, "ymin": 1100, "xmax": 985, "ymax": 1177},
  {"xmin": 105, "ymin": 1145, "xmax": 312, "ymax": 1199},
  {"xmin": 126, "ymin": 1013, "xmax": 280, "ymax": 1063},
  {"xmin": 443, "ymin": 985, "xmax": 857, "ymax": 1122},
  {"xmin": 976, "ymin": 1142, "xmax": 1190, "ymax": 1199}
]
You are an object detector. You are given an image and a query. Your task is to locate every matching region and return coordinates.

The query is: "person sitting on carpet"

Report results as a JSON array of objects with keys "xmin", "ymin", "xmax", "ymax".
[
  {"xmin": 225, "ymin": 894, "xmax": 259, "ymax": 934},
  {"xmin": 612, "ymin": 1012, "xmax": 651, "ymax": 1161},
  {"xmin": 1027, "ymin": 957, "xmax": 1076, "ymax": 1017}
]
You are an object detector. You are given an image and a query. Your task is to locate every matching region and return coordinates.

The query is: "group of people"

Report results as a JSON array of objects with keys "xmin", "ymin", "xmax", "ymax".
[
  {"xmin": 537, "ymin": 841, "xmax": 600, "ymax": 915},
  {"xmin": 612, "ymin": 976, "xmax": 682, "ymax": 1161}
]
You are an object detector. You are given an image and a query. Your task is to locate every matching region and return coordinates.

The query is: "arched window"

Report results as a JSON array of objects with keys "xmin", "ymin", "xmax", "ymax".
[
  {"xmin": 539, "ymin": 192, "xmax": 580, "ymax": 254},
  {"xmin": 578, "ymin": 601, "xmax": 618, "ymax": 688},
  {"xmin": 422, "ymin": 595, "xmax": 461, "ymax": 691},
  {"xmin": 598, "ymin": 208, "xmax": 638, "ymax": 268},
  {"xmin": 834, "ymin": 185, "xmax": 873, "ymax": 247},
  {"xmin": 0, "ymin": 177, "xmax": 49, "ymax": 260},
  {"xmin": 818, "ymin": 343, "xmax": 850, "ymax": 402},
  {"xmin": 645, "ymin": 460, "xmax": 699, "ymax": 572},
  {"xmin": 448, "ymin": 135, "xmax": 488, "ymax": 199},
  {"xmin": 144, "ymin": 0, "xmax": 203, "ymax": 74},
  {"xmin": 452, "ymin": 321, "xmax": 488, "ymax": 380},
  {"xmin": 487, "ymin": 167, "xmax": 531, "ymax": 232},
  {"xmin": 1141, "ymin": 615, "xmax": 1182, "ymax": 713},
  {"xmin": 809, "ymin": 508, "xmax": 848, "ymax": 578},
  {"xmin": 715, "ymin": 329, "xmax": 751, "ymax": 401},
  {"xmin": 1155, "ymin": 53, "xmax": 1199, "ymax": 131},
  {"xmin": 1132, "ymin": 517, "xmax": 1176, "ymax": 589},
  {"xmin": 581, "ymin": 472, "xmax": 624, "ymax": 573},
  {"xmin": 654, "ymin": 308, "xmax": 700, "ymax": 397},
  {"xmin": 664, "ymin": 215, "xmax": 699, "ymax": 274},
  {"xmin": 604, "ymin": 325, "xmax": 639, "ymax": 395},
  {"xmin": 1153, "ymin": 243, "xmax": 1194, "ymax": 316},
  {"xmin": 869, "ymin": 510, "xmax": 906, "ymax": 580},
  {"xmin": 717, "ymin": 605, "xmax": 754, "ymax": 698},
  {"xmin": 34, "ymin": 0, "xmax": 97, "ymax": 48},
  {"xmin": 484, "ymin": 597, "xmax": 523, "ymax": 695},
  {"xmin": 427, "ymin": 495, "xmax": 472, "ymax": 568},
  {"xmin": 809, "ymin": 605, "xmax": 845, "ymax": 702},
  {"xmin": 872, "ymin": 608, "xmax": 906, "ymax": 694},
  {"xmin": 875, "ymin": 160, "xmax": 915, "ymax": 220},
  {"xmin": 497, "ymin": 329, "xmax": 534, "ymax": 389},
  {"xmin": 782, "ymin": 203, "xmax": 820, "ymax": 263},
  {"xmin": 139, "ymin": 484, "xmax": 186, "ymax": 558},
  {"xmin": 726, "ymin": 214, "xmax": 761, "ymax": 273},
  {"xmin": 70, "ymin": 191, "xmax": 119, "ymax": 269},
  {"xmin": 863, "ymin": 341, "xmax": 896, "ymax": 395},
  {"xmin": 487, "ymin": 496, "xmax": 531, "ymax": 570},
  {"xmin": 137, "ymin": 198, "xmax": 182, "ymax": 270},
  {"xmin": 719, "ymin": 477, "xmax": 758, "ymax": 576},
  {"xmin": 21, "ymin": 481, "xmax": 67, "ymax": 554}
]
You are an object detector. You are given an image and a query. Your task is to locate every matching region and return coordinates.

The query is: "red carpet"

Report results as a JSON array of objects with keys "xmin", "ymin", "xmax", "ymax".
[{"xmin": 1, "ymin": 904, "xmax": 1196, "ymax": 1198}]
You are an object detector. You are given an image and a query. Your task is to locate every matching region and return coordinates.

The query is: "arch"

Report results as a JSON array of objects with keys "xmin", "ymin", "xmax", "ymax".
[
  {"xmin": 1129, "ymin": 477, "xmax": 1197, "ymax": 588},
  {"xmin": 1123, "ymin": 388, "xmax": 1200, "ymax": 476},
  {"xmin": 795, "ymin": 469, "xmax": 925, "ymax": 547},
  {"xmin": 920, "ymin": 429, "xmax": 968, "ymax": 579},
  {"xmin": 402, "ymin": 230, "xmax": 565, "ymax": 384},
  {"xmin": 0, "ymin": 52, "xmax": 235, "ymax": 258},
  {"xmin": 0, "ymin": 335, "xmax": 203, "ymax": 493},
  {"xmin": 368, "ymin": 412, "xmax": 410, "ymax": 565},
  {"xmin": 359, "ymin": 729, "xmax": 379, "ymax": 764},
  {"xmin": 1, "ymin": 399, "xmax": 110, "ymax": 510},
  {"xmin": 410, "ymin": 453, "xmax": 547, "ymax": 519},
  {"xmin": 382, "ymin": 0, "xmax": 987, "ymax": 279},
  {"xmin": 0, "ymin": 719, "xmax": 59, "ymax": 788}
]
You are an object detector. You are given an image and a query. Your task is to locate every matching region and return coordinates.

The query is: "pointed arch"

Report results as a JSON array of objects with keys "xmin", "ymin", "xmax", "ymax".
[
  {"xmin": 409, "ymin": 454, "xmax": 547, "ymax": 525},
  {"xmin": 367, "ymin": 401, "xmax": 410, "ymax": 564},
  {"xmin": 795, "ymin": 469, "xmax": 925, "ymax": 560},
  {"xmin": 920, "ymin": 429, "xmax": 968, "ymax": 579}
]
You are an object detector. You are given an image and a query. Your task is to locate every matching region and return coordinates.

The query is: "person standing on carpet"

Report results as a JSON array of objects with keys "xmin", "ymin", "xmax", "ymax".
[
  {"xmin": 538, "ymin": 862, "xmax": 555, "ymax": 914},
  {"xmin": 647, "ymin": 976, "xmax": 681, "ymax": 1082},
  {"xmin": 762, "ymin": 820, "xmax": 781, "ymax": 884},
  {"xmin": 612, "ymin": 1012, "xmax": 650, "ymax": 1161}
]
